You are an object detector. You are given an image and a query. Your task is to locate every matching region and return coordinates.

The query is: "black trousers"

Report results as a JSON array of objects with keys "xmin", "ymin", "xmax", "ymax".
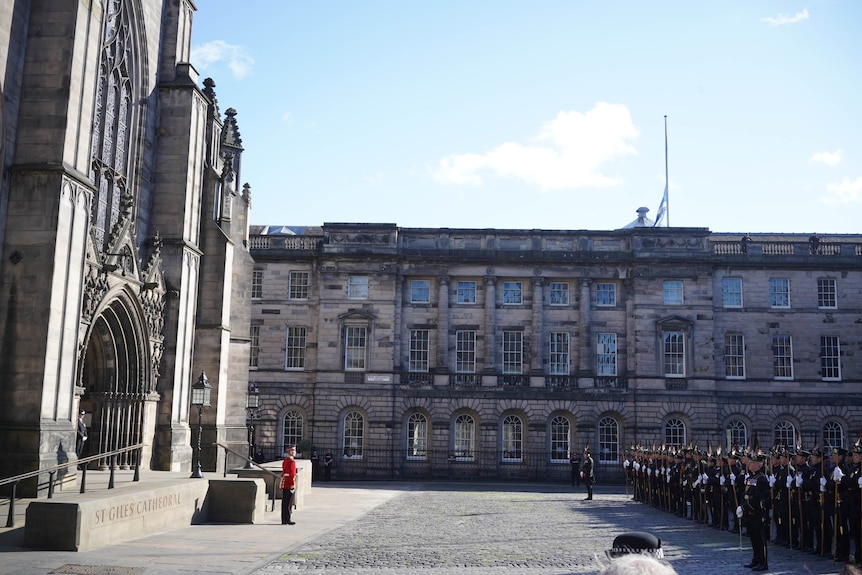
[
  {"xmin": 749, "ymin": 515, "xmax": 768, "ymax": 566},
  {"xmin": 281, "ymin": 489, "xmax": 295, "ymax": 524}
]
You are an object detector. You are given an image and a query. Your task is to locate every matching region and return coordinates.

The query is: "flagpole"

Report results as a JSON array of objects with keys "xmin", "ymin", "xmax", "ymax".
[{"xmin": 664, "ymin": 115, "xmax": 669, "ymax": 227}]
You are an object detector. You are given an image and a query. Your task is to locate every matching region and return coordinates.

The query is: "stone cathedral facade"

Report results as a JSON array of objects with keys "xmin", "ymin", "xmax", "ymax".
[
  {"xmin": 0, "ymin": 1, "xmax": 253, "ymax": 494},
  {"xmin": 248, "ymin": 224, "xmax": 862, "ymax": 482}
]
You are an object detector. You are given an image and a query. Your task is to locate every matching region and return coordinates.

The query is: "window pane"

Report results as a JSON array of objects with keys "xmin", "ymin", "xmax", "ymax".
[
  {"xmin": 724, "ymin": 333, "xmax": 745, "ymax": 378},
  {"xmin": 772, "ymin": 335, "xmax": 793, "ymax": 379},
  {"xmin": 549, "ymin": 332, "xmax": 570, "ymax": 375},
  {"xmin": 410, "ymin": 280, "xmax": 430, "ymax": 303},
  {"xmin": 282, "ymin": 410, "xmax": 303, "ymax": 452},
  {"xmin": 663, "ymin": 332, "xmax": 685, "ymax": 376},
  {"xmin": 663, "ymin": 281, "xmax": 684, "ymax": 305},
  {"xmin": 550, "ymin": 416, "xmax": 570, "ymax": 462},
  {"xmin": 409, "ymin": 329, "xmax": 430, "ymax": 372},
  {"xmin": 286, "ymin": 326, "xmax": 307, "ymax": 369},
  {"xmin": 665, "ymin": 418, "xmax": 686, "ymax": 447},
  {"xmin": 454, "ymin": 414, "xmax": 474, "ymax": 460},
  {"xmin": 502, "ymin": 415, "xmax": 522, "ymax": 461},
  {"xmin": 823, "ymin": 421, "xmax": 845, "ymax": 449},
  {"xmin": 456, "ymin": 331, "xmax": 476, "ymax": 373},
  {"xmin": 769, "ymin": 278, "xmax": 790, "ymax": 308},
  {"xmin": 721, "ymin": 277, "xmax": 742, "ymax": 307},
  {"xmin": 456, "ymin": 281, "xmax": 476, "ymax": 304},
  {"xmin": 249, "ymin": 325, "xmax": 260, "ymax": 368},
  {"xmin": 549, "ymin": 282, "xmax": 569, "ymax": 305},
  {"xmin": 820, "ymin": 336, "xmax": 841, "ymax": 380},
  {"xmin": 289, "ymin": 271, "xmax": 309, "ymax": 300},
  {"xmin": 596, "ymin": 283, "xmax": 616, "ymax": 306},
  {"xmin": 252, "ymin": 270, "xmax": 263, "ymax": 299},
  {"xmin": 407, "ymin": 413, "xmax": 428, "ymax": 458},
  {"xmin": 502, "ymin": 281, "xmax": 522, "ymax": 304},
  {"xmin": 598, "ymin": 417, "xmax": 619, "ymax": 463},
  {"xmin": 502, "ymin": 331, "xmax": 523, "ymax": 374},
  {"xmin": 343, "ymin": 411, "xmax": 364, "ymax": 458},
  {"xmin": 725, "ymin": 420, "xmax": 747, "ymax": 450},
  {"xmin": 344, "ymin": 326, "xmax": 367, "ymax": 370},
  {"xmin": 596, "ymin": 333, "xmax": 617, "ymax": 376},
  {"xmin": 817, "ymin": 279, "xmax": 836, "ymax": 309},
  {"xmin": 347, "ymin": 276, "xmax": 368, "ymax": 300},
  {"xmin": 773, "ymin": 421, "xmax": 795, "ymax": 449}
]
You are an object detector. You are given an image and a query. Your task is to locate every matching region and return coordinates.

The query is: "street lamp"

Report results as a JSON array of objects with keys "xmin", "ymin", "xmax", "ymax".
[
  {"xmin": 244, "ymin": 381, "xmax": 260, "ymax": 469},
  {"xmin": 190, "ymin": 371, "xmax": 212, "ymax": 479}
]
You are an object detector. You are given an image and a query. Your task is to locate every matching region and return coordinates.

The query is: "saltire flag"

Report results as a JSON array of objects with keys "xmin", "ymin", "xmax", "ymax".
[{"xmin": 653, "ymin": 184, "xmax": 668, "ymax": 227}]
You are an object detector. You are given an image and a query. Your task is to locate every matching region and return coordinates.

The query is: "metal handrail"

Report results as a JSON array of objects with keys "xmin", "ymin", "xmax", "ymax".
[
  {"xmin": 213, "ymin": 442, "xmax": 279, "ymax": 512},
  {"xmin": 1, "ymin": 443, "xmax": 144, "ymax": 528}
]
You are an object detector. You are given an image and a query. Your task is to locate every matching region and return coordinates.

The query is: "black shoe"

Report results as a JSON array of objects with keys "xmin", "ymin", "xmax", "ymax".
[
  {"xmin": 286, "ymin": 520, "xmax": 295, "ymax": 525},
  {"xmin": 743, "ymin": 562, "xmax": 758, "ymax": 568},
  {"xmin": 751, "ymin": 564, "xmax": 768, "ymax": 571},
  {"xmin": 834, "ymin": 556, "xmax": 849, "ymax": 562}
]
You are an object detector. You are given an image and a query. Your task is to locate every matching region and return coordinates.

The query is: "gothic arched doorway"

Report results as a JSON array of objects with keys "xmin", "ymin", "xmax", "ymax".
[{"xmin": 80, "ymin": 293, "xmax": 152, "ymax": 469}]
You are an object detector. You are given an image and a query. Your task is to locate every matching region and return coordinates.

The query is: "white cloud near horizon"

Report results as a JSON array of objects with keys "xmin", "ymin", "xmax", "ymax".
[
  {"xmin": 823, "ymin": 176, "xmax": 862, "ymax": 205},
  {"xmin": 431, "ymin": 102, "xmax": 639, "ymax": 190},
  {"xmin": 810, "ymin": 149, "xmax": 843, "ymax": 166},
  {"xmin": 191, "ymin": 40, "xmax": 254, "ymax": 79},
  {"xmin": 762, "ymin": 8, "xmax": 810, "ymax": 27}
]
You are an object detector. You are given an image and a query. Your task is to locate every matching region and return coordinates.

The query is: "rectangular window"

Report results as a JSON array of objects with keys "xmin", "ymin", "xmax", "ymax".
[
  {"xmin": 769, "ymin": 278, "xmax": 790, "ymax": 308},
  {"xmin": 251, "ymin": 270, "xmax": 263, "ymax": 299},
  {"xmin": 249, "ymin": 325, "xmax": 260, "ymax": 368},
  {"xmin": 454, "ymin": 415, "xmax": 475, "ymax": 460},
  {"xmin": 455, "ymin": 330, "xmax": 476, "ymax": 373},
  {"xmin": 502, "ymin": 281, "xmax": 522, "ymax": 304},
  {"xmin": 548, "ymin": 332, "xmax": 570, "ymax": 375},
  {"xmin": 596, "ymin": 333, "xmax": 617, "ymax": 376},
  {"xmin": 410, "ymin": 279, "xmax": 430, "ymax": 303},
  {"xmin": 818, "ymin": 279, "xmax": 837, "ymax": 309},
  {"xmin": 347, "ymin": 276, "xmax": 368, "ymax": 300},
  {"xmin": 724, "ymin": 333, "xmax": 745, "ymax": 379},
  {"xmin": 549, "ymin": 282, "xmax": 569, "ymax": 306},
  {"xmin": 595, "ymin": 282, "xmax": 616, "ymax": 307},
  {"xmin": 721, "ymin": 277, "xmax": 743, "ymax": 308},
  {"xmin": 285, "ymin": 326, "xmax": 307, "ymax": 370},
  {"xmin": 663, "ymin": 280, "xmax": 684, "ymax": 305},
  {"xmin": 663, "ymin": 332, "xmax": 685, "ymax": 377},
  {"xmin": 502, "ymin": 331, "xmax": 523, "ymax": 374},
  {"xmin": 549, "ymin": 417, "xmax": 570, "ymax": 462},
  {"xmin": 409, "ymin": 329, "xmax": 430, "ymax": 372},
  {"xmin": 288, "ymin": 271, "xmax": 309, "ymax": 300},
  {"xmin": 772, "ymin": 335, "xmax": 793, "ymax": 379},
  {"xmin": 821, "ymin": 336, "xmax": 841, "ymax": 381},
  {"xmin": 344, "ymin": 326, "xmax": 367, "ymax": 371},
  {"xmin": 456, "ymin": 281, "xmax": 476, "ymax": 304}
]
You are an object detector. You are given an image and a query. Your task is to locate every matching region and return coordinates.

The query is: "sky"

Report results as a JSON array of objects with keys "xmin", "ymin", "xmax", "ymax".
[{"xmin": 190, "ymin": 1, "xmax": 861, "ymax": 234}]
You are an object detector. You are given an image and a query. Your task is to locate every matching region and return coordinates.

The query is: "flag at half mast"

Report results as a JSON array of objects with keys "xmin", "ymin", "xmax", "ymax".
[{"xmin": 654, "ymin": 184, "xmax": 668, "ymax": 227}]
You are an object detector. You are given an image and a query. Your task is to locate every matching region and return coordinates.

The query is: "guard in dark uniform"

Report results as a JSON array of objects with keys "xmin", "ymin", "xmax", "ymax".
[
  {"xmin": 773, "ymin": 448, "xmax": 792, "ymax": 546},
  {"xmin": 741, "ymin": 453, "xmax": 771, "ymax": 571},
  {"xmin": 848, "ymin": 444, "xmax": 862, "ymax": 567},
  {"xmin": 829, "ymin": 447, "xmax": 852, "ymax": 562},
  {"xmin": 580, "ymin": 447, "xmax": 594, "ymax": 500}
]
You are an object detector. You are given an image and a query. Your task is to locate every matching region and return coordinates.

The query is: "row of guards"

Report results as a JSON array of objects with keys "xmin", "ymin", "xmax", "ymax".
[{"xmin": 623, "ymin": 439, "xmax": 862, "ymax": 570}]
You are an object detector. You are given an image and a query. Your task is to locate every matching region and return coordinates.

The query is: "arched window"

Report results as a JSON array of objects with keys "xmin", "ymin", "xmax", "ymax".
[
  {"xmin": 725, "ymin": 419, "xmax": 747, "ymax": 451},
  {"xmin": 773, "ymin": 420, "xmax": 796, "ymax": 450},
  {"xmin": 91, "ymin": 0, "xmax": 138, "ymax": 249},
  {"xmin": 550, "ymin": 416, "xmax": 571, "ymax": 463},
  {"xmin": 343, "ymin": 411, "xmax": 364, "ymax": 459},
  {"xmin": 823, "ymin": 421, "xmax": 845, "ymax": 449},
  {"xmin": 501, "ymin": 415, "xmax": 523, "ymax": 462},
  {"xmin": 406, "ymin": 413, "xmax": 428, "ymax": 459},
  {"xmin": 664, "ymin": 418, "xmax": 686, "ymax": 448},
  {"xmin": 598, "ymin": 417, "xmax": 619, "ymax": 464},
  {"xmin": 453, "ymin": 414, "xmax": 475, "ymax": 460},
  {"xmin": 282, "ymin": 410, "xmax": 303, "ymax": 453}
]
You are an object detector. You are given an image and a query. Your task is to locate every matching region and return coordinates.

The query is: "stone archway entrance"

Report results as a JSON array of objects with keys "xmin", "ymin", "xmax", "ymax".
[{"xmin": 80, "ymin": 295, "xmax": 152, "ymax": 469}]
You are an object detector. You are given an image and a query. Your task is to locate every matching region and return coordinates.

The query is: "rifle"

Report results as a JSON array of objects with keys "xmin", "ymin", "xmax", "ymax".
[{"xmin": 820, "ymin": 455, "xmax": 825, "ymax": 557}]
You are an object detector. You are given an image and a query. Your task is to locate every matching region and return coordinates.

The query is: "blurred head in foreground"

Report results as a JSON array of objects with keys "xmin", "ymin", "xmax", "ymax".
[{"xmin": 599, "ymin": 554, "xmax": 678, "ymax": 575}]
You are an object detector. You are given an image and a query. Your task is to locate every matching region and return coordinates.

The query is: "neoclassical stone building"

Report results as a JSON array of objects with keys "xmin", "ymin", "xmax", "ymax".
[
  {"xmin": 248, "ymin": 223, "xmax": 862, "ymax": 482},
  {"xmin": 0, "ymin": 1, "xmax": 253, "ymax": 493}
]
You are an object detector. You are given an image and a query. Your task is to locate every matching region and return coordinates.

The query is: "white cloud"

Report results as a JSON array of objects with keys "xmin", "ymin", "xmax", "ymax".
[
  {"xmin": 810, "ymin": 149, "xmax": 843, "ymax": 166},
  {"xmin": 191, "ymin": 40, "xmax": 254, "ymax": 79},
  {"xmin": 761, "ymin": 8, "xmax": 809, "ymax": 27},
  {"xmin": 823, "ymin": 176, "xmax": 862, "ymax": 205},
  {"xmin": 431, "ymin": 102, "xmax": 639, "ymax": 190}
]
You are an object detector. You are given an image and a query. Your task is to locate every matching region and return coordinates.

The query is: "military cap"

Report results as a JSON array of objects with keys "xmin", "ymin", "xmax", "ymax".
[
  {"xmin": 830, "ymin": 447, "xmax": 848, "ymax": 456},
  {"xmin": 810, "ymin": 447, "xmax": 824, "ymax": 457},
  {"xmin": 795, "ymin": 448, "xmax": 811, "ymax": 457},
  {"xmin": 853, "ymin": 444, "xmax": 862, "ymax": 455},
  {"xmin": 605, "ymin": 531, "xmax": 664, "ymax": 560}
]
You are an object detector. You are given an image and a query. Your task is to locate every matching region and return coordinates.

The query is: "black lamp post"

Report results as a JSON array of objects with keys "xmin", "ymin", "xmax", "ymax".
[
  {"xmin": 244, "ymin": 381, "xmax": 260, "ymax": 469},
  {"xmin": 190, "ymin": 371, "xmax": 212, "ymax": 479}
]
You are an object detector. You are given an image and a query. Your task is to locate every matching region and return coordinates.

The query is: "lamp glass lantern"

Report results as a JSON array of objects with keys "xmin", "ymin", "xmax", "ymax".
[{"xmin": 190, "ymin": 371, "xmax": 212, "ymax": 478}]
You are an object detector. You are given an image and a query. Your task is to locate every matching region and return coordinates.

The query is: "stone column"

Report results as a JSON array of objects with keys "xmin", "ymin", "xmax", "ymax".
[
  {"xmin": 436, "ymin": 274, "xmax": 449, "ymax": 371},
  {"xmin": 531, "ymin": 275, "xmax": 544, "ymax": 372},
  {"xmin": 578, "ymin": 278, "xmax": 592, "ymax": 375},
  {"xmin": 483, "ymin": 273, "xmax": 497, "ymax": 371}
]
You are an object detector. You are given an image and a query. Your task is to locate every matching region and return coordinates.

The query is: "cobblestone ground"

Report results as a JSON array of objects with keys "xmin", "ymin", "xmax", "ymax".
[{"xmin": 254, "ymin": 485, "xmax": 847, "ymax": 575}]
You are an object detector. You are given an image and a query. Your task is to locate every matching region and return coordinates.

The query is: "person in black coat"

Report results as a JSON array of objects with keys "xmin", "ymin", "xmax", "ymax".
[
  {"xmin": 739, "ymin": 454, "xmax": 771, "ymax": 571},
  {"xmin": 581, "ymin": 448, "xmax": 595, "ymax": 500},
  {"xmin": 571, "ymin": 452, "xmax": 582, "ymax": 486}
]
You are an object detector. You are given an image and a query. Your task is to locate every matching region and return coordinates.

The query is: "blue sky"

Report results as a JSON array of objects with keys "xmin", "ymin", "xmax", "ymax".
[{"xmin": 190, "ymin": 1, "xmax": 860, "ymax": 234}]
